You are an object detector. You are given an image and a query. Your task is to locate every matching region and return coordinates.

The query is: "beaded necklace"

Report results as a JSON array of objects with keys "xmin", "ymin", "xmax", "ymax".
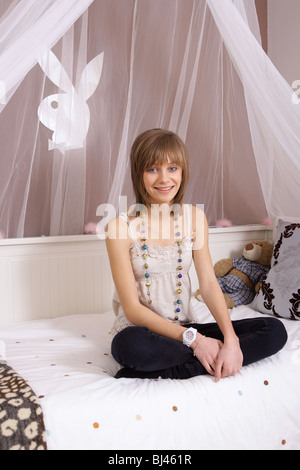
[{"xmin": 139, "ymin": 209, "xmax": 184, "ymax": 319}]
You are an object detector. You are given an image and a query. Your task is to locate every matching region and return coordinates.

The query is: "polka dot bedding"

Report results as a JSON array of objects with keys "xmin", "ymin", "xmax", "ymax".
[{"xmin": 1, "ymin": 304, "xmax": 300, "ymax": 450}]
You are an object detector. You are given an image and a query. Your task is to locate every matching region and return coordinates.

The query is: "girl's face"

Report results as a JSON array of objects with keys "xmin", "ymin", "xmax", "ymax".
[{"xmin": 143, "ymin": 159, "xmax": 182, "ymax": 206}]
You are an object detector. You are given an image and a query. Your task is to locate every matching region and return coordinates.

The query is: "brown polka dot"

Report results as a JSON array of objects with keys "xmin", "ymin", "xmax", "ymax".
[
  {"xmin": 87, "ymin": 362, "xmax": 92, "ymax": 364},
  {"xmin": 49, "ymin": 339, "xmax": 54, "ymax": 341},
  {"xmin": 172, "ymin": 406, "xmax": 178, "ymax": 412},
  {"xmin": 104, "ymin": 353, "xmax": 108, "ymax": 356},
  {"xmin": 264, "ymin": 380, "xmax": 269, "ymax": 386},
  {"xmin": 282, "ymin": 440, "xmax": 286, "ymax": 445},
  {"xmin": 93, "ymin": 422, "xmax": 99, "ymax": 429},
  {"xmin": 38, "ymin": 395, "xmax": 45, "ymax": 399}
]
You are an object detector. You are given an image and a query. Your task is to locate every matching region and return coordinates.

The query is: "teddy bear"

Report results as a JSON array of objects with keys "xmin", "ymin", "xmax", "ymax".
[{"xmin": 196, "ymin": 241, "xmax": 273, "ymax": 309}]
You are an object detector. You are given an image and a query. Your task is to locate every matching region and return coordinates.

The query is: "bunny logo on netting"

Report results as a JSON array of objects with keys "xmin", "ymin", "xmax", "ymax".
[{"xmin": 37, "ymin": 50, "xmax": 104, "ymax": 154}]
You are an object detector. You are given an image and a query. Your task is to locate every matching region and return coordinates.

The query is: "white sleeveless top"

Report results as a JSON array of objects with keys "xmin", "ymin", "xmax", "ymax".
[{"xmin": 111, "ymin": 204, "xmax": 197, "ymax": 336}]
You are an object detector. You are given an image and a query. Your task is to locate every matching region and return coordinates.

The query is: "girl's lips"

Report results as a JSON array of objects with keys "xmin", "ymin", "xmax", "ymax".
[{"xmin": 154, "ymin": 186, "xmax": 174, "ymax": 193}]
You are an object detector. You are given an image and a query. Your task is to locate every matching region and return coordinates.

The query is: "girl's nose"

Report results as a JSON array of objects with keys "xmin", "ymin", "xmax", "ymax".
[{"xmin": 157, "ymin": 168, "xmax": 169, "ymax": 183}]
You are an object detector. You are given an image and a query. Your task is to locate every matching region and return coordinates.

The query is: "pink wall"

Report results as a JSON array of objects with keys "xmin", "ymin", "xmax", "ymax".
[
  {"xmin": 267, "ymin": 0, "xmax": 300, "ymax": 86},
  {"xmin": 255, "ymin": 0, "xmax": 268, "ymax": 52}
]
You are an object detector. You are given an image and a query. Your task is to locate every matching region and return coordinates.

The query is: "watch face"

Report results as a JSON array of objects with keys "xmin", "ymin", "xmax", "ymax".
[
  {"xmin": 183, "ymin": 328, "xmax": 196, "ymax": 346},
  {"xmin": 185, "ymin": 330, "xmax": 195, "ymax": 342}
]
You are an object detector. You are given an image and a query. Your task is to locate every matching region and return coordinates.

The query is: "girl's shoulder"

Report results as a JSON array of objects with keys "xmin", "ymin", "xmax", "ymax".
[
  {"xmin": 105, "ymin": 214, "xmax": 133, "ymax": 243},
  {"xmin": 185, "ymin": 204, "xmax": 206, "ymax": 231},
  {"xmin": 188, "ymin": 205, "xmax": 208, "ymax": 251}
]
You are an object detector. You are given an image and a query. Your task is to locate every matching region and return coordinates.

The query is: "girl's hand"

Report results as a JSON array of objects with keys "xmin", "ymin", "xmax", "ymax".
[
  {"xmin": 191, "ymin": 334, "xmax": 223, "ymax": 376},
  {"xmin": 192, "ymin": 334, "xmax": 243, "ymax": 381},
  {"xmin": 214, "ymin": 338, "xmax": 243, "ymax": 382}
]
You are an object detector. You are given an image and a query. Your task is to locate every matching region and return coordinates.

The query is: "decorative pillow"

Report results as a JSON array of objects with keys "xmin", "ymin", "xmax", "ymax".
[{"xmin": 252, "ymin": 219, "xmax": 300, "ymax": 320}]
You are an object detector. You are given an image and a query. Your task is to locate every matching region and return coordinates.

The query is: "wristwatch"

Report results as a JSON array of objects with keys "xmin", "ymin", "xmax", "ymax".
[{"xmin": 182, "ymin": 327, "xmax": 197, "ymax": 347}]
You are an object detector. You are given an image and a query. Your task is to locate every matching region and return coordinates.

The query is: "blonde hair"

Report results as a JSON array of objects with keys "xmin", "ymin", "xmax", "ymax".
[{"xmin": 130, "ymin": 129, "xmax": 190, "ymax": 207}]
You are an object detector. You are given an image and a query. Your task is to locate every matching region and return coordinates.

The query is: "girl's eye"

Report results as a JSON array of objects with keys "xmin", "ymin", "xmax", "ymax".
[
  {"xmin": 168, "ymin": 166, "xmax": 180, "ymax": 172},
  {"xmin": 146, "ymin": 165, "xmax": 180, "ymax": 173}
]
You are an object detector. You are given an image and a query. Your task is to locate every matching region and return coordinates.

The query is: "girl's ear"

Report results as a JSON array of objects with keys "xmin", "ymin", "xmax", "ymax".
[
  {"xmin": 39, "ymin": 50, "xmax": 74, "ymax": 93},
  {"xmin": 76, "ymin": 52, "xmax": 104, "ymax": 101}
]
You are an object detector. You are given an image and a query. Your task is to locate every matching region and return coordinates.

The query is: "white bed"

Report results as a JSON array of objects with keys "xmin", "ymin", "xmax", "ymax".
[
  {"xmin": 1, "ymin": 303, "xmax": 300, "ymax": 451},
  {"xmin": 1, "ymin": 225, "xmax": 299, "ymax": 451}
]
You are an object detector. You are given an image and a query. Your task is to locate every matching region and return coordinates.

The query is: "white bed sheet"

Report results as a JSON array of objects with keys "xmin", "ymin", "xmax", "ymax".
[{"xmin": 1, "ymin": 300, "xmax": 300, "ymax": 451}]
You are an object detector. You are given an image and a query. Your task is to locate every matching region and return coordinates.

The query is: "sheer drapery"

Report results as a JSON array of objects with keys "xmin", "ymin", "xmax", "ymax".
[
  {"xmin": 0, "ymin": 0, "xmax": 94, "ymax": 236},
  {"xmin": 0, "ymin": 0, "xmax": 299, "ymax": 239},
  {"xmin": 0, "ymin": 0, "xmax": 94, "ymax": 113},
  {"xmin": 208, "ymin": 0, "xmax": 300, "ymax": 223}
]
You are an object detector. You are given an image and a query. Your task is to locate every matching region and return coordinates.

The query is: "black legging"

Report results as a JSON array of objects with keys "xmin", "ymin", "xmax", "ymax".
[{"xmin": 112, "ymin": 317, "xmax": 287, "ymax": 379}]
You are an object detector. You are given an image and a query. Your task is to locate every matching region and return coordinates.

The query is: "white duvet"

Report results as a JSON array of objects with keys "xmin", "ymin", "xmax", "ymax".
[{"xmin": 1, "ymin": 300, "xmax": 300, "ymax": 450}]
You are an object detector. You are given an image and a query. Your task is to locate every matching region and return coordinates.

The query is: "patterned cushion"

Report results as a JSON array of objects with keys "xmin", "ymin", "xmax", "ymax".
[
  {"xmin": 0, "ymin": 363, "xmax": 47, "ymax": 450},
  {"xmin": 252, "ymin": 220, "xmax": 300, "ymax": 320}
]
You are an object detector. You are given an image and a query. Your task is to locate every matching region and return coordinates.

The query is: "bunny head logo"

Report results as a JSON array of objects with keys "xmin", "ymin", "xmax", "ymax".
[{"xmin": 38, "ymin": 50, "xmax": 104, "ymax": 154}]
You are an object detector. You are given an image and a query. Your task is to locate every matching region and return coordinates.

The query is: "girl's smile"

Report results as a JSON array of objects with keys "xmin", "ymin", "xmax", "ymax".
[{"xmin": 154, "ymin": 186, "xmax": 174, "ymax": 193}]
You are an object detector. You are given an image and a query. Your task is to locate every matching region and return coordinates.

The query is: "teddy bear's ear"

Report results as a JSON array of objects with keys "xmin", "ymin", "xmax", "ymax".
[{"xmin": 256, "ymin": 241, "xmax": 273, "ymax": 266}]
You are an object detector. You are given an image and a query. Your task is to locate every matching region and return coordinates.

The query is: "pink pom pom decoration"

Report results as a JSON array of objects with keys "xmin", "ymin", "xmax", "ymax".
[
  {"xmin": 262, "ymin": 217, "xmax": 273, "ymax": 226},
  {"xmin": 84, "ymin": 222, "xmax": 98, "ymax": 234},
  {"xmin": 216, "ymin": 218, "xmax": 232, "ymax": 228}
]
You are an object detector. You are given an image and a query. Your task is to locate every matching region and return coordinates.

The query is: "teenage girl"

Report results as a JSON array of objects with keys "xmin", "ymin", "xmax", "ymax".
[{"xmin": 106, "ymin": 129, "xmax": 287, "ymax": 380}]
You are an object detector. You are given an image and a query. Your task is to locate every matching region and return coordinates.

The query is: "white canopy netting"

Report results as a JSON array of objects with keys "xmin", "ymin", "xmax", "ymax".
[{"xmin": 0, "ymin": 0, "xmax": 300, "ymax": 239}]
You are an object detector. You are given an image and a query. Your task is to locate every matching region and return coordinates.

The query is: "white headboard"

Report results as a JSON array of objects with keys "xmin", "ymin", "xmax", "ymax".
[{"xmin": 0, "ymin": 225, "xmax": 272, "ymax": 326}]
